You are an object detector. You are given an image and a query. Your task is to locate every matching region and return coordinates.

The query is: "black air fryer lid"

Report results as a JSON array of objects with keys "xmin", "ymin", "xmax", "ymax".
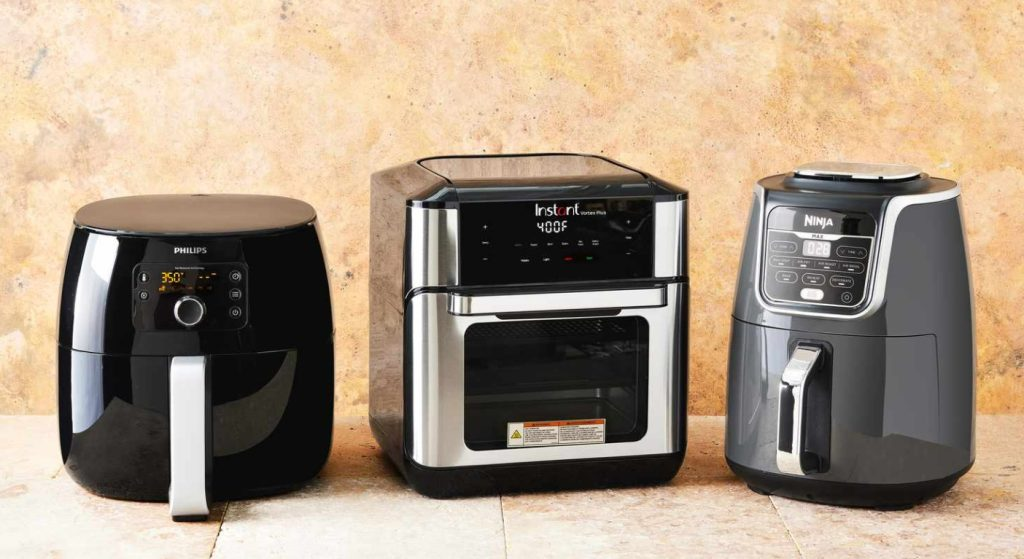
[
  {"xmin": 407, "ymin": 153, "xmax": 685, "ymax": 206},
  {"xmin": 75, "ymin": 194, "xmax": 316, "ymax": 236}
]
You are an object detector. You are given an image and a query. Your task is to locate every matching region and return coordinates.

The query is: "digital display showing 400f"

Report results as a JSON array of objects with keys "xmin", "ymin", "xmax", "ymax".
[
  {"xmin": 459, "ymin": 198, "xmax": 654, "ymax": 286},
  {"xmin": 537, "ymin": 220, "xmax": 568, "ymax": 234}
]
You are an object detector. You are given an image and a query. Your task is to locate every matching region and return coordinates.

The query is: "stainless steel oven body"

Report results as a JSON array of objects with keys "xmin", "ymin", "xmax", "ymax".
[
  {"xmin": 407, "ymin": 284, "xmax": 685, "ymax": 469},
  {"xmin": 370, "ymin": 154, "xmax": 688, "ymax": 497}
]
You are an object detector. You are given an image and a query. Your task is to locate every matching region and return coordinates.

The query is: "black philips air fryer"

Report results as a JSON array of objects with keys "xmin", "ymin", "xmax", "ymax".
[
  {"xmin": 58, "ymin": 194, "xmax": 334, "ymax": 521},
  {"xmin": 726, "ymin": 161, "xmax": 975, "ymax": 508}
]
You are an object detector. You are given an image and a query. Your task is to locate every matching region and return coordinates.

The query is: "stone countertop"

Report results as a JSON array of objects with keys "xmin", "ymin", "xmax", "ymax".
[{"xmin": 2, "ymin": 416, "xmax": 1021, "ymax": 558}]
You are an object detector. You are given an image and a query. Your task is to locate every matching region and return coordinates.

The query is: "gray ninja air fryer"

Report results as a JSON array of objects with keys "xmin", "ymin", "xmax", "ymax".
[{"xmin": 725, "ymin": 161, "xmax": 975, "ymax": 508}]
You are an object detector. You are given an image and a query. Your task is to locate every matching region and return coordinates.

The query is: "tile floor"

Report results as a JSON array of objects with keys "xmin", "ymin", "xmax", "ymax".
[{"xmin": 1, "ymin": 416, "xmax": 1021, "ymax": 558}]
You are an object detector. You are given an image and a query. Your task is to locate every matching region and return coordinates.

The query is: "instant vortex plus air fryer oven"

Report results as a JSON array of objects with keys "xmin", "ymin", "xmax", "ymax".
[
  {"xmin": 370, "ymin": 154, "xmax": 688, "ymax": 497},
  {"xmin": 58, "ymin": 194, "xmax": 334, "ymax": 521},
  {"xmin": 726, "ymin": 162, "xmax": 975, "ymax": 508}
]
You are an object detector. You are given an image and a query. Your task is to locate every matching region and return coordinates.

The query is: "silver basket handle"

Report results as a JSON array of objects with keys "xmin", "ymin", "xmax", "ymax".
[
  {"xmin": 776, "ymin": 346, "xmax": 822, "ymax": 476},
  {"xmin": 169, "ymin": 356, "xmax": 210, "ymax": 521}
]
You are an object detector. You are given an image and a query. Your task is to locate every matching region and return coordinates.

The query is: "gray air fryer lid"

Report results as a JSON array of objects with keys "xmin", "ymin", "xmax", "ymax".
[
  {"xmin": 75, "ymin": 194, "xmax": 317, "ymax": 236},
  {"xmin": 784, "ymin": 161, "xmax": 931, "ymax": 194},
  {"xmin": 794, "ymin": 161, "xmax": 922, "ymax": 181}
]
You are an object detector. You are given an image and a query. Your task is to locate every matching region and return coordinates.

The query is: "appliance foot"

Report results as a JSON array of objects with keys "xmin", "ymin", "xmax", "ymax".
[
  {"xmin": 872, "ymin": 503, "xmax": 915, "ymax": 511},
  {"xmin": 747, "ymin": 484, "xmax": 772, "ymax": 496}
]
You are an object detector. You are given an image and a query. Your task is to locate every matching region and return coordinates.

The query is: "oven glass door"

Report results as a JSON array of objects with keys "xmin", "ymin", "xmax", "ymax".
[
  {"xmin": 463, "ymin": 316, "xmax": 649, "ymax": 450},
  {"xmin": 407, "ymin": 284, "xmax": 681, "ymax": 468}
]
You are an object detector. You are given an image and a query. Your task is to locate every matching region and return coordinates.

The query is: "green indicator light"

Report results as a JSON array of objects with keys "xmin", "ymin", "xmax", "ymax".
[{"xmin": 585, "ymin": 256, "xmax": 594, "ymax": 261}]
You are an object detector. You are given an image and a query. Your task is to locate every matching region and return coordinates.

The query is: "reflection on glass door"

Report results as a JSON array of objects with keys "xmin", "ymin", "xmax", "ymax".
[{"xmin": 464, "ymin": 316, "xmax": 649, "ymax": 450}]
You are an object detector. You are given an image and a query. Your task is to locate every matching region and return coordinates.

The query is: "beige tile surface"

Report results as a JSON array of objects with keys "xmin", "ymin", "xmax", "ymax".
[
  {"xmin": 502, "ymin": 481, "xmax": 800, "ymax": 559},
  {"xmin": 2, "ymin": 415, "xmax": 1023, "ymax": 558},
  {"xmin": 0, "ymin": 476, "xmax": 225, "ymax": 558},
  {"xmin": 973, "ymin": 414, "xmax": 1024, "ymax": 477},
  {"xmin": 498, "ymin": 417, "xmax": 781, "ymax": 559},
  {"xmin": 770, "ymin": 472, "xmax": 1024, "ymax": 559},
  {"xmin": 0, "ymin": 415, "xmax": 61, "ymax": 481},
  {"xmin": 0, "ymin": 414, "xmax": 221, "ymax": 558},
  {"xmin": 210, "ymin": 417, "xmax": 506, "ymax": 559},
  {"xmin": 211, "ymin": 477, "xmax": 505, "ymax": 559}
]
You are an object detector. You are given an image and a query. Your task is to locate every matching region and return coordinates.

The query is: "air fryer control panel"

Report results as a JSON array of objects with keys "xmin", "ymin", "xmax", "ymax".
[
  {"xmin": 762, "ymin": 207, "xmax": 876, "ymax": 309},
  {"xmin": 459, "ymin": 198, "xmax": 654, "ymax": 285},
  {"xmin": 132, "ymin": 262, "xmax": 248, "ymax": 330}
]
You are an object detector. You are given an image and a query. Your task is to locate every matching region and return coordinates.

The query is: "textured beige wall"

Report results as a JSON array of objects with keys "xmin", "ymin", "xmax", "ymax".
[{"xmin": 1, "ymin": 1, "xmax": 1022, "ymax": 416}]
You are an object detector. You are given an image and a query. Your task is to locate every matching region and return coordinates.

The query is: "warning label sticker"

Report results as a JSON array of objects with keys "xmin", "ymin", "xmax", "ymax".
[{"xmin": 506, "ymin": 419, "xmax": 606, "ymax": 448}]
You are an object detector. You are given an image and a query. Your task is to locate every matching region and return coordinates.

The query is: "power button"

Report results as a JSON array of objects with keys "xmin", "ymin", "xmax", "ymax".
[{"xmin": 800, "ymin": 288, "xmax": 824, "ymax": 301}]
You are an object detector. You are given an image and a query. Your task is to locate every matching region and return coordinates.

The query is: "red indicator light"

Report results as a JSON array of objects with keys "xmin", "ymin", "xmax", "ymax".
[{"xmin": 563, "ymin": 256, "xmax": 574, "ymax": 262}]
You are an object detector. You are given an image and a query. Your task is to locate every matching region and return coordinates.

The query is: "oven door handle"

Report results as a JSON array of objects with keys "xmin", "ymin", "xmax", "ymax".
[{"xmin": 447, "ymin": 286, "xmax": 667, "ymax": 316}]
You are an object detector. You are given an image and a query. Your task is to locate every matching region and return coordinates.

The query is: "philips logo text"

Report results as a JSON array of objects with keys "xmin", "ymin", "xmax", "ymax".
[{"xmin": 173, "ymin": 246, "xmax": 208, "ymax": 255}]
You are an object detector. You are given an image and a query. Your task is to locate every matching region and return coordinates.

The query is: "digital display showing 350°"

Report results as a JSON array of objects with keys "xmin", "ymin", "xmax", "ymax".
[{"xmin": 157, "ymin": 268, "xmax": 219, "ymax": 294}]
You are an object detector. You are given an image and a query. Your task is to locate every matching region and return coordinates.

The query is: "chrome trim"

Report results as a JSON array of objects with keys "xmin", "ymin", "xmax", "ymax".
[
  {"xmin": 448, "ymin": 287, "xmax": 666, "ymax": 316},
  {"xmin": 654, "ymin": 199, "xmax": 686, "ymax": 278},
  {"xmin": 869, "ymin": 188, "xmax": 961, "ymax": 317},
  {"xmin": 794, "ymin": 161, "xmax": 922, "ymax": 181},
  {"xmin": 752, "ymin": 182, "xmax": 962, "ymax": 320},
  {"xmin": 169, "ymin": 355, "xmax": 209, "ymax": 521},
  {"xmin": 776, "ymin": 346, "xmax": 821, "ymax": 476},
  {"xmin": 407, "ymin": 282, "xmax": 684, "ymax": 468},
  {"xmin": 405, "ymin": 206, "xmax": 459, "ymax": 292}
]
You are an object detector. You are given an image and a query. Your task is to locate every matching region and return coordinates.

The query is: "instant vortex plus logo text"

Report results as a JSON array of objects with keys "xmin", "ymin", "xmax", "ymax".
[
  {"xmin": 535, "ymin": 202, "xmax": 580, "ymax": 217},
  {"xmin": 534, "ymin": 202, "xmax": 607, "ymax": 217}
]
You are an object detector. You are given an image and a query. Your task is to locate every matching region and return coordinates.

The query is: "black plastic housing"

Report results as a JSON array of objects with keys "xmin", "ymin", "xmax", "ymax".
[{"xmin": 58, "ymin": 222, "xmax": 334, "ymax": 501}]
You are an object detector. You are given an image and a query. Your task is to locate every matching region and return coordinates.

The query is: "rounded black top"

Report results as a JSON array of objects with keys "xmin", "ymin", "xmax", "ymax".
[{"xmin": 74, "ymin": 194, "xmax": 317, "ymax": 236}]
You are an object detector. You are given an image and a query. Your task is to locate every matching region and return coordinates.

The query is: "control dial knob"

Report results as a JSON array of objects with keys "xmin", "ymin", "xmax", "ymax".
[{"xmin": 173, "ymin": 296, "xmax": 206, "ymax": 328}]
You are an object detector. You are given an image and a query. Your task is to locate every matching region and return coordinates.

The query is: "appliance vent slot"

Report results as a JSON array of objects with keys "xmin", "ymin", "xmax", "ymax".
[{"xmin": 465, "ymin": 318, "xmax": 630, "ymax": 340}]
